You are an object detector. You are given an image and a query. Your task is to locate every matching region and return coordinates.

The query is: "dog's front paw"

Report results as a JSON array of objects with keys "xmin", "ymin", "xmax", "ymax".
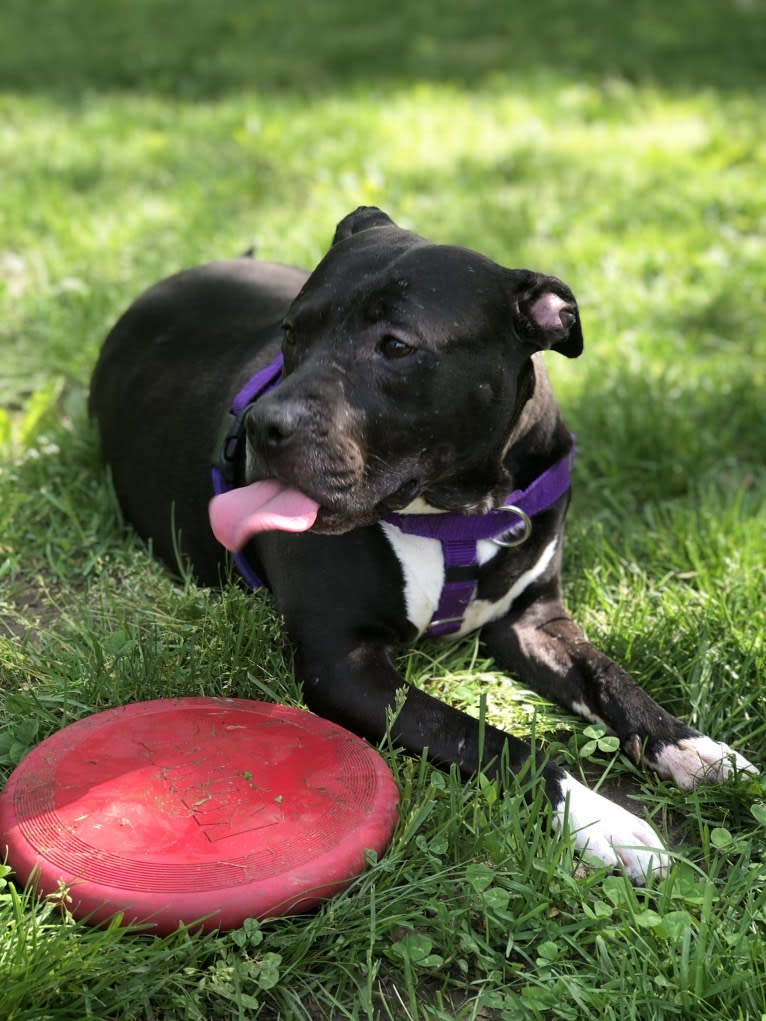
[
  {"xmin": 650, "ymin": 735, "xmax": 758, "ymax": 792},
  {"xmin": 553, "ymin": 774, "xmax": 669, "ymax": 884}
]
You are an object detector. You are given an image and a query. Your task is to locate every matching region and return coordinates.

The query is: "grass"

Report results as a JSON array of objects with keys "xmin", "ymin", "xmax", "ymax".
[{"xmin": 1, "ymin": 0, "xmax": 766, "ymax": 1017}]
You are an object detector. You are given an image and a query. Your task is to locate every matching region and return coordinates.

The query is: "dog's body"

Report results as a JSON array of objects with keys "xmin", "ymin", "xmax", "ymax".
[{"xmin": 90, "ymin": 207, "xmax": 755, "ymax": 881}]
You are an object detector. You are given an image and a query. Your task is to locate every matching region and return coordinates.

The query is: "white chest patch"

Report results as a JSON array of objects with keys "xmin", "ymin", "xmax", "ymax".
[{"xmin": 379, "ymin": 521, "xmax": 558, "ymax": 638}]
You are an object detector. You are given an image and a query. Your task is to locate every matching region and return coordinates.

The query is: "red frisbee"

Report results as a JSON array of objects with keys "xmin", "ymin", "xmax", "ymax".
[{"xmin": 0, "ymin": 698, "xmax": 398, "ymax": 933}]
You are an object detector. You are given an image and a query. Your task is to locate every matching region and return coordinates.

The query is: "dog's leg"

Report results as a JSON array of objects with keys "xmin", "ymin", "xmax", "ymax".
[
  {"xmin": 483, "ymin": 593, "xmax": 757, "ymax": 792},
  {"xmin": 296, "ymin": 639, "xmax": 668, "ymax": 882}
]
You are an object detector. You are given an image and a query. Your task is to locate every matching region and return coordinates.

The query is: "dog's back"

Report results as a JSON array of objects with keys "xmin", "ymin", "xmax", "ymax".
[{"xmin": 89, "ymin": 259, "xmax": 307, "ymax": 580}]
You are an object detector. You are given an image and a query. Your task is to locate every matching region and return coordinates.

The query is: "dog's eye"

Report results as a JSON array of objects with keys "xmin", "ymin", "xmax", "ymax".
[
  {"xmin": 377, "ymin": 335, "xmax": 415, "ymax": 359},
  {"xmin": 281, "ymin": 323, "xmax": 295, "ymax": 348}
]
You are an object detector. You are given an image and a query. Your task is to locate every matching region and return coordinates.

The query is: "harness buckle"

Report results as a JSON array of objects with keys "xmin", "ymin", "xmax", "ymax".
[
  {"xmin": 213, "ymin": 404, "xmax": 253, "ymax": 486},
  {"xmin": 428, "ymin": 614, "xmax": 466, "ymax": 631},
  {"xmin": 491, "ymin": 505, "xmax": 532, "ymax": 548}
]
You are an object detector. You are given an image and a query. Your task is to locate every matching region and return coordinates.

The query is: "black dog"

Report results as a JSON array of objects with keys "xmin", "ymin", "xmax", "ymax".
[{"xmin": 90, "ymin": 207, "xmax": 755, "ymax": 881}]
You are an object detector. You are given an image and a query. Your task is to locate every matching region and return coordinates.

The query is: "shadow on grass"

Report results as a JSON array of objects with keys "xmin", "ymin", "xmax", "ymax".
[{"xmin": 1, "ymin": 0, "xmax": 765, "ymax": 99}]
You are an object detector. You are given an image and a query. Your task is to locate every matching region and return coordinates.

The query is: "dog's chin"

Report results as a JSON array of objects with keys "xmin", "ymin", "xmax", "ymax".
[
  {"xmin": 307, "ymin": 477, "xmax": 424, "ymax": 534},
  {"xmin": 310, "ymin": 507, "xmax": 369, "ymax": 535},
  {"xmin": 420, "ymin": 477, "xmax": 510, "ymax": 515},
  {"xmin": 318, "ymin": 475, "xmax": 515, "ymax": 529},
  {"xmin": 311, "ymin": 479, "xmax": 507, "ymax": 532},
  {"xmin": 417, "ymin": 490, "xmax": 483, "ymax": 514},
  {"xmin": 376, "ymin": 478, "xmax": 423, "ymax": 512}
]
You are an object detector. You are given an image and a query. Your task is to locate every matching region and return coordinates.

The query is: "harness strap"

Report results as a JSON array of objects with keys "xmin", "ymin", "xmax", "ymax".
[
  {"xmin": 211, "ymin": 353, "xmax": 284, "ymax": 588},
  {"xmin": 383, "ymin": 450, "xmax": 573, "ymax": 636},
  {"xmin": 211, "ymin": 355, "xmax": 574, "ymax": 637}
]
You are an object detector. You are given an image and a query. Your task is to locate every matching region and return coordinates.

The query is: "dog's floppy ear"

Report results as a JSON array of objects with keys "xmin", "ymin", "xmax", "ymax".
[
  {"xmin": 508, "ymin": 271, "xmax": 584, "ymax": 358},
  {"xmin": 333, "ymin": 206, "xmax": 396, "ymax": 245}
]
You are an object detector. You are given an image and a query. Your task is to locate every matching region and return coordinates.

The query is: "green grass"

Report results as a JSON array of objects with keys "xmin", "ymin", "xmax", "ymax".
[{"xmin": 1, "ymin": 1, "xmax": 766, "ymax": 1017}]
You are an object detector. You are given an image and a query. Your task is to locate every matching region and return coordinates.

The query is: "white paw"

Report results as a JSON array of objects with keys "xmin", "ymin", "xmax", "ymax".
[
  {"xmin": 651, "ymin": 735, "xmax": 758, "ymax": 792},
  {"xmin": 554, "ymin": 774, "xmax": 669, "ymax": 884}
]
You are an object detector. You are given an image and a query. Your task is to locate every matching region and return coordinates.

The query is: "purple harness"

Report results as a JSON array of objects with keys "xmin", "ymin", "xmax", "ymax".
[
  {"xmin": 212, "ymin": 355, "xmax": 574, "ymax": 638},
  {"xmin": 211, "ymin": 353, "xmax": 286, "ymax": 591}
]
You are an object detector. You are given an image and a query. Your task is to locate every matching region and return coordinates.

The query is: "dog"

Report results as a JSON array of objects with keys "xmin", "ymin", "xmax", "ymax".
[{"xmin": 89, "ymin": 206, "xmax": 756, "ymax": 882}]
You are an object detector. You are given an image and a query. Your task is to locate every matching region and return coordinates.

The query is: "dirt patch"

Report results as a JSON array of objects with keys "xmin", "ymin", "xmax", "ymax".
[{"xmin": 0, "ymin": 577, "xmax": 64, "ymax": 645}]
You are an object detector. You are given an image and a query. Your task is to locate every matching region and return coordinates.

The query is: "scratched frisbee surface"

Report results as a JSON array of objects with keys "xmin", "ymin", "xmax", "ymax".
[{"xmin": 0, "ymin": 698, "xmax": 399, "ymax": 933}]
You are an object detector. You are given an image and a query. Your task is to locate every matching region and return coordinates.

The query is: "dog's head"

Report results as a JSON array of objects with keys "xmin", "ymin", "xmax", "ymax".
[{"xmin": 243, "ymin": 207, "xmax": 583, "ymax": 535}]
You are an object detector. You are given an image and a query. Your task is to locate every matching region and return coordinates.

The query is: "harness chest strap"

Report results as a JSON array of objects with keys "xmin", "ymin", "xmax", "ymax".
[
  {"xmin": 211, "ymin": 353, "xmax": 285, "ymax": 590},
  {"xmin": 383, "ymin": 452, "xmax": 572, "ymax": 636},
  {"xmin": 211, "ymin": 355, "xmax": 574, "ymax": 637}
]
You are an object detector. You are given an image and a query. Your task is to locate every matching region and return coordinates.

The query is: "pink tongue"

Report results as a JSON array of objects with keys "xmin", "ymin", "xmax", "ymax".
[{"xmin": 209, "ymin": 479, "xmax": 320, "ymax": 552}]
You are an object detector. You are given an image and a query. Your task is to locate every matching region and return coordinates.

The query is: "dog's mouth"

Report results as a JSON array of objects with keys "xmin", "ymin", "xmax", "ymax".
[
  {"xmin": 209, "ymin": 475, "xmax": 424, "ymax": 552},
  {"xmin": 210, "ymin": 471, "xmax": 428, "ymax": 551}
]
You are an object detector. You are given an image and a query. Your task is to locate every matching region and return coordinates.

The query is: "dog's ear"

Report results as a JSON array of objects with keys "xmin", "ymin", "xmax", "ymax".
[
  {"xmin": 508, "ymin": 272, "xmax": 584, "ymax": 358},
  {"xmin": 333, "ymin": 206, "xmax": 396, "ymax": 245}
]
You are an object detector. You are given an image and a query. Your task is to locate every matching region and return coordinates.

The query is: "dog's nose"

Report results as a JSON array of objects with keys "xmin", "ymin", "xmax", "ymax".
[{"xmin": 247, "ymin": 401, "xmax": 301, "ymax": 450}]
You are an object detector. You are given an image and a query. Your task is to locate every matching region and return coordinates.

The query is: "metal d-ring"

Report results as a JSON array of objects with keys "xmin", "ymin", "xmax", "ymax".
[{"xmin": 492, "ymin": 505, "xmax": 532, "ymax": 548}]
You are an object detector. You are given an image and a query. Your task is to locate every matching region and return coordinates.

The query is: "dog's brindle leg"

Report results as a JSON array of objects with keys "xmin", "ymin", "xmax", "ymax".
[
  {"xmin": 482, "ymin": 586, "xmax": 756, "ymax": 791},
  {"xmin": 298, "ymin": 640, "xmax": 541, "ymax": 779},
  {"xmin": 293, "ymin": 633, "xmax": 668, "ymax": 882}
]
